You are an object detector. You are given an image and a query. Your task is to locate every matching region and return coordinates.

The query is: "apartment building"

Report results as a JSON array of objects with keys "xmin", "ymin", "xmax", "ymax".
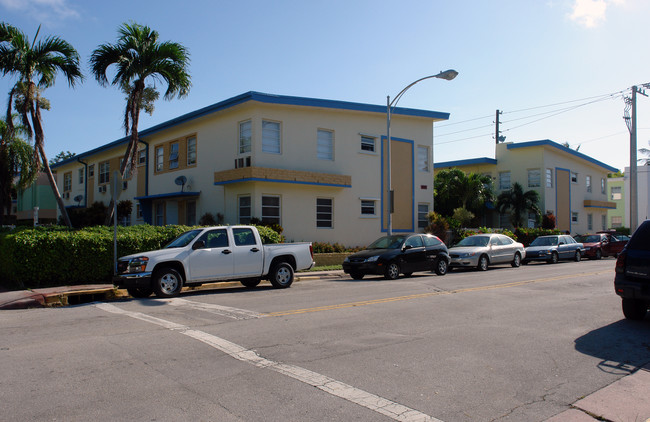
[
  {"xmin": 52, "ymin": 91, "xmax": 450, "ymax": 246},
  {"xmin": 434, "ymin": 140, "xmax": 618, "ymax": 234}
]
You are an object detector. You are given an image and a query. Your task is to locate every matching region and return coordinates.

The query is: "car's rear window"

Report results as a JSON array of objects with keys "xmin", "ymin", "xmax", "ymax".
[{"xmin": 627, "ymin": 221, "xmax": 650, "ymax": 251}]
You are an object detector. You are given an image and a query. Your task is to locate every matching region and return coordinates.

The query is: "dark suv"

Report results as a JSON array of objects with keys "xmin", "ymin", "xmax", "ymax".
[{"xmin": 614, "ymin": 220, "xmax": 650, "ymax": 320}]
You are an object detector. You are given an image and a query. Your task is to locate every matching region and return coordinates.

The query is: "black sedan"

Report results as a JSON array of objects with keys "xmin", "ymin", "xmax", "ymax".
[{"xmin": 342, "ymin": 233, "xmax": 450, "ymax": 280}]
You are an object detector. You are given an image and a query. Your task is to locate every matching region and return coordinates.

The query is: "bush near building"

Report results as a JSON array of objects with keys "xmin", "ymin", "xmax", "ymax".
[{"xmin": 0, "ymin": 224, "xmax": 282, "ymax": 290}]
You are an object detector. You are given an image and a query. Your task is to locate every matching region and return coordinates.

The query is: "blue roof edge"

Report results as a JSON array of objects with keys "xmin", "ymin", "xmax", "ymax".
[
  {"xmin": 53, "ymin": 91, "xmax": 450, "ymax": 168},
  {"xmin": 434, "ymin": 157, "xmax": 498, "ymax": 168},
  {"xmin": 506, "ymin": 140, "xmax": 619, "ymax": 173}
]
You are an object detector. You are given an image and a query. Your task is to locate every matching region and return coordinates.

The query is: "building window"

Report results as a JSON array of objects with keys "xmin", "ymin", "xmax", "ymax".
[
  {"xmin": 499, "ymin": 171, "xmax": 511, "ymax": 190},
  {"xmin": 186, "ymin": 201, "xmax": 196, "ymax": 226},
  {"xmin": 571, "ymin": 172, "xmax": 578, "ymax": 183},
  {"xmin": 611, "ymin": 186, "xmax": 622, "ymax": 200},
  {"xmin": 317, "ymin": 129, "xmax": 334, "ymax": 160},
  {"xmin": 587, "ymin": 213, "xmax": 593, "ymax": 230},
  {"xmin": 238, "ymin": 195, "xmax": 251, "ymax": 224},
  {"xmin": 99, "ymin": 161, "xmax": 110, "ymax": 184},
  {"xmin": 316, "ymin": 198, "xmax": 333, "ymax": 228},
  {"xmin": 601, "ymin": 214, "xmax": 606, "ymax": 231},
  {"xmin": 120, "ymin": 158, "xmax": 132, "ymax": 178},
  {"xmin": 361, "ymin": 199, "xmax": 377, "ymax": 216},
  {"xmin": 572, "ymin": 212, "xmax": 578, "ymax": 223},
  {"xmin": 136, "ymin": 204, "xmax": 143, "ymax": 220},
  {"xmin": 601, "ymin": 178, "xmax": 605, "ymax": 194},
  {"xmin": 63, "ymin": 172, "xmax": 72, "ymax": 192},
  {"xmin": 611, "ymin": 216, "xmax": 622, "ymax": 228},
  {"xmin": 88, "ymin": 164, "xmax": 95, "ymax": 178},
  {"xmin": 417, "ymin": 146, "xmax": 429, "ymax": 172},
  {"xmin": 239, "ymin": 120, "xmax": 252, "ymax": 154},
  {"xmin": 361, "ymin": 135, "xmax": 376, "ymax": 153},
  {"xmin": 78, "ymin": 168, "xmax": 84, "ymax": 184},
  {"xmin": 169, "ymin": 142, "xmax": 179, "ymax": 169},
  {"xmin": 187, "ymin": 137, "xmax": 197, "ymax": 166},
  {"xmin": 586, "ymin": 175, "xmax": 592, "ymax": 192},
  {"xmin": 155, "ymin": 202, "xmax": 165, "ymax": 226},
  {"xmin": 155, "ymin": 146, "xmax": 164, "ymax": 172},
  {"xmin": 262, "ymin": 120, "xmax": 281, "ymax": 154},
  {"xmin": 528, "ymin": 169, "xmax": 541, "ymax": 188},
  {"xmin": 138, "ymin": 149, "xmax": 146, "ymax": 165},
  {"xmin": 262, "ymin": 195, "xmax": 281, "ymax": 225},
  {"xmin": 418, "ymin": 203, "xmax": 429, "ymax": 229},
  {"xmin": 545, "ymin": 168, "xmax": 553, "ymax": 188}
]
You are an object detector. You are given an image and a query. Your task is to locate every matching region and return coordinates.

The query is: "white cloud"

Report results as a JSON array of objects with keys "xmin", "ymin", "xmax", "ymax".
[
  {"xmin": 569, "ymin": 0, "xmax": 625, "ymax": 27},
  {"xmin": 0, "ymin": 0, "xmax": 80, "ymax": 27}
]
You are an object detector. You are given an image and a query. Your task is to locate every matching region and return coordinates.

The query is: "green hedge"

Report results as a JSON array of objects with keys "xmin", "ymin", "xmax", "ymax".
[{"xmin": 0, "ymin": 224, "xmax": 282, "ymax": 290}]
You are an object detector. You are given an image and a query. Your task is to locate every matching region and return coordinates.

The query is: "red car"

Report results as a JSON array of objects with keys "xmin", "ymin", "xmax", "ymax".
[{"xmin": 574, "ymin": 232, "xmax": 628, "ymax": 259}]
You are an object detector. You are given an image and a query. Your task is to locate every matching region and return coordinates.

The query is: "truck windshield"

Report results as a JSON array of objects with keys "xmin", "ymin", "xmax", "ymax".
[{"xmin": 164, "ymin": 229, "xmax": 203, "ymax": 248}]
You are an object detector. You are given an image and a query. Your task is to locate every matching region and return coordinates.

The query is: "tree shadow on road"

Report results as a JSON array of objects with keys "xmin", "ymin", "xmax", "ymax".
[{"xmin": 574, "ymin": 318, "xmax": 650, "ymax": 375}]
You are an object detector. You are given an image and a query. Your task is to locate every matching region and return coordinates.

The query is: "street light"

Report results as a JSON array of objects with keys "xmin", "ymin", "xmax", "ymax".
[{"xmin": 385, "ymin": 69, "xmax": 458, "ymax": 235}]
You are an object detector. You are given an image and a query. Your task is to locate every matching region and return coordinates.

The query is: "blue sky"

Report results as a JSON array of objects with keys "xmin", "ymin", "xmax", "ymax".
[{"xmin": 1, "ymin": 0, "xmax": 649, "ymax": 172}]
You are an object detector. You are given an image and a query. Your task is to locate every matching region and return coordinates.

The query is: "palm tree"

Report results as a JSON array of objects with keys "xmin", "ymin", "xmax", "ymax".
[
  {"xmin": 0, "ymin": 115, "xmax": 37, "ymax": 224},
  {"xmin": 0, "ymin": 22, "xmax": 83, "ymax": 227},
  {"xmin": 90, "ymin": 22, "xmax": 191, "ymax": 224},
  {"xmin": 434, "ymin": 168, "xmax": 494, "ymax": 218},
  {"xmin": 496, "ymin": 182, "xmax": 541, "ymax": 228}
]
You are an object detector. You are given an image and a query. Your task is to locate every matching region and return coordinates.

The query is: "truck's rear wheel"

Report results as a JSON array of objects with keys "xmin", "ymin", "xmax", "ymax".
[
  {"xmin": 127, "ymin": 286, "xmax": 153, "ymax": 298},
  {"xmin": 153, "ymin": 267, "xmax": 183, "ymax": 298},
  {"xmin": 622, "ymin": 298, "xmax": 648, "ymax": 320},
  {"xmin": 269, "ymin": 262, "xmax": 294, "ymax": 288}
]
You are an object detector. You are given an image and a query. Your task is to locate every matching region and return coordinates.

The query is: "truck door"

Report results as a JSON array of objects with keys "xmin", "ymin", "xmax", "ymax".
[
  {"xmin": 231, "ymin": 227, "xmax": 264, "ymax": 277},
  {"xmin": 188, "ymin": 228, "xmax": 234, "ymax": 280}
]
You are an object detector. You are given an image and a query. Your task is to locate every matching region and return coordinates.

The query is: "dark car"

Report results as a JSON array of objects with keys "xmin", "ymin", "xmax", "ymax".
[
  {"xmin": 523, "ymin": 235, "xmax": 584, "ymax": 264},
  {"xmin": 574, "ymin": 232, "xmax": 627, "ymax": 260},
  {"xmin": 342, "ymin": 233, "xmax": 449, "ymax": 280},
  {"xmin": 614, "ymin": 220, "xmax": 650, "ymax": 320}
]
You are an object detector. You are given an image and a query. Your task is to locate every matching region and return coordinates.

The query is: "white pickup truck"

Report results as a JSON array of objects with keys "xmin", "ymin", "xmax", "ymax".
[{"xmin": 113, "ymin": 225, "xmax": 314, "ymax": 298}]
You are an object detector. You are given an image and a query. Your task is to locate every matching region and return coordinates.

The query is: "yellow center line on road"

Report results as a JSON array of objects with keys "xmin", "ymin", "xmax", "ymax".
[{"xmin": 265, "ymin": 270, "xmax": 610, "ymax": 317}]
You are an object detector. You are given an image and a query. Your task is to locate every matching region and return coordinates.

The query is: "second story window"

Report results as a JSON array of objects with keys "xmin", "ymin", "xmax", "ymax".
[
  {"xmin": 187, "ymin": 136, "xmax": 197, "ymax": 166},
  {"xmin": 586, "ymin": 175, "xmax": 592, "ymax": 192},
  {"xmin": 99, "ymin": 161, "xmax": 110, "ymax": 184},
  {"xmin": 63, "ymin": 172, "xmax": 72, "ymax": 192},
  {"xmin": 138, "ymin": 149, "xmax": 146, "ymax": 165},
  {"xmin": 499, "ymin": 171, "xmax": 511, "ymax": 190},
  {"xmin": 155, "ymin": 146, "xmax": 164, "ymax": 172},
  {"xmin": 78, "ymin": 168, "xmax": 84, "ymax": 184},
  {"xmin": 571, "ymin": 172, "xmax": 578, "ymax": 183},
  {"xmin": 545, "ymin": 168, "xmax": 552, "ymax": 188},
  {"xmin": 262, "ymin": 120, "xmax": 281, "ymax": 154},
  {"xmin": 601, "ymin": 178, "xmax": 606, "ymax": 194},
  {"xmin": 528, "ymin": 169, "xmax": 540, "ymax": 187},
  {"xmin": 239, "ymin": 120, "xmax": 252, "ymax": 154},
  {"xmin": 88, "ymin": 164, "xmax": 95, "ymax": 178},
  {"xmin": 169, "ymin": 142, "xmax": 179, "ymax": 169},
  {"xmin": 417, "ymin": 146, "xmax": 429, "ymax": 171},
  {"xmin": 317, "ymin": 129, "xmax": 333, "ymax": 160},
  {"xmin": 611, "ymin": 186, "xmax": 622, "ymax": 200},
  {"xmin": 361, "ymin": 135, "xmax": 376, "ymax": 153}
]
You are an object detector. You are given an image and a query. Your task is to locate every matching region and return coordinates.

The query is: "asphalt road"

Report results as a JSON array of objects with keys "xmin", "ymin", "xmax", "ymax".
[{"xmin": 1, "ymin": 258, "xmax": 649, "ymax": 421}]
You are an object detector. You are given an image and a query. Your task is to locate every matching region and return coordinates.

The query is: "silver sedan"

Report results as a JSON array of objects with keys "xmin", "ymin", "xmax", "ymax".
[{"xmin": 448, "ymin": 233, "xmax": 526, "ymax": 271}]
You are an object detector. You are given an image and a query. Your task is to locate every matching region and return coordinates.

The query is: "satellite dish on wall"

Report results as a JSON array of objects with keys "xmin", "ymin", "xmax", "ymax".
[
  {"xmin": 73, "ymin": 195, "xmax": 83, "ymax": 205},
  {"xmin": 174, "ymin": 175, "xmax": 187, "ymax": 192}
]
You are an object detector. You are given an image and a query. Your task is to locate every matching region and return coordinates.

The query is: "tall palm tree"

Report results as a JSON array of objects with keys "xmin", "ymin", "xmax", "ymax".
[
  {"xmin": 0, "ymin": 116, "xmax": 37, "ymax": 224},
  {"xmin": 496, "ymin": 182, "xmax": 541, "ymax": 228},
  {"xmin": 0, "ymin": 22, "xmax": 83, "ymax": 227},
  {"xmin": 434, "ymin": 168, "xmax": 494, "ymax": 218},
  {"xmin": 89, "ymin": 22, "xmax": 191, "ymax": 224}
]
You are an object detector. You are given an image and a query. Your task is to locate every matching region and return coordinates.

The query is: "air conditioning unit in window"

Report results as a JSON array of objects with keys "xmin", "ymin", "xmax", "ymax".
[
  {"xmin": 235, "ymin": 156, "xmax": 251, "ymax": 169},
  {"xmin": 98, "ymin": 185, "xmax": 106, "ymax": 194}
]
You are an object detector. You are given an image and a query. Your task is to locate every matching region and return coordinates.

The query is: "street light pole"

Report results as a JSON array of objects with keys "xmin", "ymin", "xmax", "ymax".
[{"xmin": 385, "ymin": 69, "xmax": 458, "ymax": 236}]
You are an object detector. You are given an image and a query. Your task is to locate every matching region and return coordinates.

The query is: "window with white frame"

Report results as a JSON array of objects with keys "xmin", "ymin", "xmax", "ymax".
[
  {"xmin": 169, "ymin": 142, "xmax": 179, "ymax": 169},
  {"xmin": 611, "ymin": 186, "xmax": 622, "ymax": 200},
  {"xmin": 317, "ymin": 129, "xmax": 334, "ymax": 160},
  {"xmin": 239, "ymin": 120, "xmax": 252, "ymax": 154},
  {"xmin": 528, "ymin": 169, "xmax": 541, "ymax": 188},
  {"xmin": 572, "ymin": 212, "xmax": 578, "ymax": 223},
  {"xmin": 499, "ymin": 171, "xmax": 511, "ymax": 190},
  {"xmin": 63, "ymin": 172, "xmax": 72, "ymax": 192},
  {"xmin": 360, "ymin": 135, "xmax": 376, "ymax": 153},
  {"xmin": 587, "ymin": 213, "xmax": 593, "ymax": 230},
  {"xmin": 262, "ymin": 195, "xmax": 281, "ymax": 224},
  {"xmin": 601, "ymin": 178, "xmax": 605, "ymax": 194},
  {"xmin": 316, "ymin": 198, "xmax": 333, "ymax": 228},
  {"xmin": 78, "ymin": 168, "xmax": 84, "ymax": 184},
  {"xmin": 155, "ymin": 202, "xmax": 164, "ymax": 226},
  {"xmin": 238, "ymin": 195, "xmax": 251, "ymax": 224},
  {"xmin": 546, "ymin": 168, "xmax": 553, "ymax": 188},
  {"xmin": 99, "ymin": 161, "xmax": 110, "ymax": 184},
  {"xmin": 586, "ymin": 175, "xmax": 592, "ymax": 192},
  {"xmin": 186, "ymin": 201, "xmax": 196, "ymax": 226},
  {"xmin": 418, "ymin": 204, "xmax": 429, "ymax": 228},
  {"xmin": 187, "ymin": 136, "xmax": 197, "ymax": 166},
  {"xmin": 571, "ymin": 172, "xmax": 578, "ymax": 183},
  {"xmin": 138, "ymin": 149, "xmax": 146, "ymax": 165},
  {"xmin": 360, "ymin": 199, "xmax": 377, "ymax": 216},
  {"xmin": 601, "ymin": 214, "xmax": 606, "ymax": 230},
  {"xmin": 611, "ymin": 216, "xmax": 622, "ymax": 228},
  {"xmin": 417, "ymin": 146, "xmax": 429, "ymax": 172},
  {"xmin": 155, "ymin": 146, "xmax": 164, "ymax": 172},
  {"xmin": 88, "ymin": 164, "xmax": 95, "ymax": 178},
  {"xmin": 262, "ymin": 120, "xmax": 281, "ymax": 154}
]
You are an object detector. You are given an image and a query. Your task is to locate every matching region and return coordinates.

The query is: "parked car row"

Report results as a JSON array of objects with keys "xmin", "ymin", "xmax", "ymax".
[{"xmin": 343, "ymin": 231, "xmax": 627, "ymax": 280}]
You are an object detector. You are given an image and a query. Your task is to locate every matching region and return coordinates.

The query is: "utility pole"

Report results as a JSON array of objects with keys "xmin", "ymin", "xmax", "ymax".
[
  {"xmin": 624, "ymin": 85, "xmax": 648, "ymax": 233},
  {"xmin": 495, "ymin": 109, "xmax": 501, "ymax": 144}
]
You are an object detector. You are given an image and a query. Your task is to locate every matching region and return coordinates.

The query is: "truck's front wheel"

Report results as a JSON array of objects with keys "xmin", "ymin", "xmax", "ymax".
[
  {"xmin": 153, "ymin": 267, "xmax": 183, "ymax": 298},
  {"xmin": 269, "ymin": 262, "xmax": 294, "ymax": 288},
  {"xmin": 127, "ymin": 286, "xmax": 153, "ymax": 298}
]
